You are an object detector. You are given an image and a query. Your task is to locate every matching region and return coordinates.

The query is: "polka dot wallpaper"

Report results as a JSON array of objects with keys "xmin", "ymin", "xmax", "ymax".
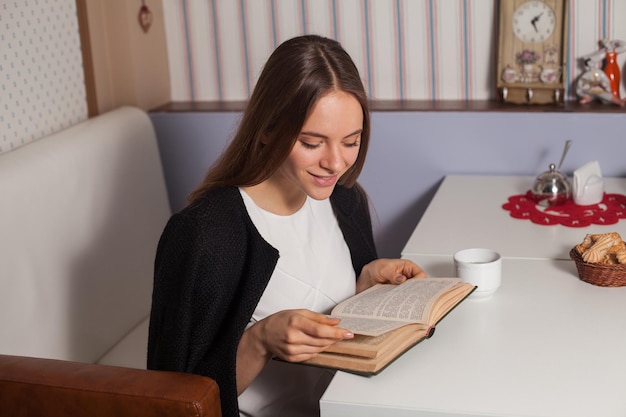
[{"xmin": 0, "ymin": 0, "xmax": 88, "ymax": 154}]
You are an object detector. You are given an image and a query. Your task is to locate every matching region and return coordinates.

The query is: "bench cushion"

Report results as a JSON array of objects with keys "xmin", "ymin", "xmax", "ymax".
[
  {"xmin": 0, "ymin": 106, "xmax": 171, "ymax": 364},
  {"xmin": 97, "ymin": 316, "xmax": 149, "ymax": 369}
]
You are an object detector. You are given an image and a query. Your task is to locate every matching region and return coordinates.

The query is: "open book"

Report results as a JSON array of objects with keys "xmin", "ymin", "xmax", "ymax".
[{"xmin": 302, "ymin": 277, "xmax": 475, "ymax": 375}]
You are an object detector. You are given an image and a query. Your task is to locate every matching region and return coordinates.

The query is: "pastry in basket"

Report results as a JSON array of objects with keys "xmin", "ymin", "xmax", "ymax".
[
  {"xmin": 571, "ymin": 232, "xmax": 626, "ymax": 287},
  {"xmin": 576, "ymin": 232, "xmax": 626, "ymax": 264},
  {"xmin": 616, "ymin": 249, "xmax": 626, "ymax": 264}
]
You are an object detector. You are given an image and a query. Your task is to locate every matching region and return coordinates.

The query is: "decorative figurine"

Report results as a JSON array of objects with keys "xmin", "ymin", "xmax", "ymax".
[{"xmin": 576, "ymin": 39, "xmax": 626, "ymax": 107}]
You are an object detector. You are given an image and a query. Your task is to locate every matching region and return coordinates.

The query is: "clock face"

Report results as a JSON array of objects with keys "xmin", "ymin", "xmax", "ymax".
[{"xmin": 513, "ymin": 1, "xmax": 556, "ymax": 43}]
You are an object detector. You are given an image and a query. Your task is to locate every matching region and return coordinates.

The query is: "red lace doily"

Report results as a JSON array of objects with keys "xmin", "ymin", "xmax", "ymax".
[{"xmin": 502, "ymin": 191, "xmax": 626, "ymax": 227}]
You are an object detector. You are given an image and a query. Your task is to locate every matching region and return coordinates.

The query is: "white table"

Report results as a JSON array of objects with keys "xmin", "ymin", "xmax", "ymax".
[
  {"xmin": 402, "ymin": 175, "xmax": 626, "ymax": 262},
  {"xmin": 320, "ymin": 175, "xmax": 626, "ymax": 417},
  {"xmin": 321, "ymin": 257, "xmax": 626, "ymax": 417}
]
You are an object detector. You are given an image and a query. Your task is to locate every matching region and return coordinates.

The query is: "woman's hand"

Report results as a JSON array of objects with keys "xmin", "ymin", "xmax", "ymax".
[
  {"xmin": 257, "ymin": 309, "xmax": 352, "ymax": 361},
  {"xmin": 236, "ymin": 309, "xmax": 352, "ymax": 393},
  {"xmin": 356, "ymin": 258, "xmax": 427, "ymax": 293}
]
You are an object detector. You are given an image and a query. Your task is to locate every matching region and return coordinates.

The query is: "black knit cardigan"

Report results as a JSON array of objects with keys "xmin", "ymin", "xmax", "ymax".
[{"xmin": 147, "ymin": 184, "xmax": 378, "ymax": 417}]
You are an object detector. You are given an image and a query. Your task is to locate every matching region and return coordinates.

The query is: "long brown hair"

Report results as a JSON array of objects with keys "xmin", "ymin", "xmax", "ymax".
[{"xmin": 188, "ymin": 35, "xmax": 370, "ymax": 204}]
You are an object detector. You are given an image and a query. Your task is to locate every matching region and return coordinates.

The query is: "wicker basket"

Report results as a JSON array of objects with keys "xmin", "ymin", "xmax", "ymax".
[{"xmin": 569, "ymin": 247, "xmax": 626, "ymax": 287}]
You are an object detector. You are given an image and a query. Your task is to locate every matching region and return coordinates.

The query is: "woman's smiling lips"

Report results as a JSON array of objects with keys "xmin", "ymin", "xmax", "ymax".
[{"xmin": 310, "ymin": 172, "xmax": 338, "ymax": 187}]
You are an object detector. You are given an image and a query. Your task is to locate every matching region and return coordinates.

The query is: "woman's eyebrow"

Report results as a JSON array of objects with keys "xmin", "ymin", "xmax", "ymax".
[{"xmin": 299, "ymin": 129, "xmax": 363, "ymax": 139}]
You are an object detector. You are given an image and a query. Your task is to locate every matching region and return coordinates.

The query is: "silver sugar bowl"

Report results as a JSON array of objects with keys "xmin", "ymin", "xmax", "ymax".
[{"xmin": 531, "ymin": 163, "xmax": 572, "ymax": 206}]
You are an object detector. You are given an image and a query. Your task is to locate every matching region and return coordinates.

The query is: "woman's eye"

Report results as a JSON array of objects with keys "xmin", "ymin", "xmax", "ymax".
[
  {"xmin": 300, "ymin": 141, "xmax": 320, "ymax": 149},
  {"xmin": 345, "ymin": 141, "xmax": 360, "ymax": 148}
]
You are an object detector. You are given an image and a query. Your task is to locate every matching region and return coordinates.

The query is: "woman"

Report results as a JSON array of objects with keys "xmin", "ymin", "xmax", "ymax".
[{"xmin": 147, "ymin": 34, "xmax": 425, "ymax": 417}]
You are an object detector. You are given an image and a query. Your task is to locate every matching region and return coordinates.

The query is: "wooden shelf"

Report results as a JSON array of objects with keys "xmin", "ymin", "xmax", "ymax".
[{"xmin": 150, "ymin": 100, "xmax": 626, "ymax": 113}]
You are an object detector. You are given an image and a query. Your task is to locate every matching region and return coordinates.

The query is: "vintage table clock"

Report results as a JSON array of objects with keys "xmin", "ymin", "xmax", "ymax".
[{"xmin": 496, "ymin": 0, "xmax": 568, "ymax": 104}]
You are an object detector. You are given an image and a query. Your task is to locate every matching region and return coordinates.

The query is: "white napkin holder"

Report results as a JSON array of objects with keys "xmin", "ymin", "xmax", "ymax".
[{"xmin": 573, "ymin": 160, "xmax": 604, "ymax": 206}]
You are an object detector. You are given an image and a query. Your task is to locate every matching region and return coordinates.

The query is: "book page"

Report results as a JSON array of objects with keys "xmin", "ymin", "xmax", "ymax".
[
  {"xmin": 333, "ymin": 316, "xmax": 411, "ymax": 337},
  {"xmin": 331, "ymin": 278, "xmax": 460, "ymax": 336}
]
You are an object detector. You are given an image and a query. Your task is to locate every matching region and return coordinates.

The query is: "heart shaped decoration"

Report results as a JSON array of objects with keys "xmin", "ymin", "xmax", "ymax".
[{"xmin": 138, "ymin": 4, "xmax": 153, "ymax": 33}]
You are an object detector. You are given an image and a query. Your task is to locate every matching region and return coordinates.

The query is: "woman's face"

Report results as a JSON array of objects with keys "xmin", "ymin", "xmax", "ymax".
[{"xmin": 275, "ymin": 90, "xmax": 363, "ymax": 201}]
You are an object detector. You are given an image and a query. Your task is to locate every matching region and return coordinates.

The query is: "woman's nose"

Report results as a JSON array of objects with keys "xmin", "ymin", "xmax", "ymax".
[{"xmin": 320, "ymin": 145, "xmax": 344, "ymax": 172}]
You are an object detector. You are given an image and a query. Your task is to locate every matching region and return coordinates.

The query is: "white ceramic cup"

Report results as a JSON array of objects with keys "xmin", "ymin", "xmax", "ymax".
[{"xmin": 453, "ymin": 248, "xmax": 502, "ymax": 298}]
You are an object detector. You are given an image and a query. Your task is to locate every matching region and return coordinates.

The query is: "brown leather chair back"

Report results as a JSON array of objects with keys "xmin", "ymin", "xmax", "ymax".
[{"xmin": 0, "ymin": 354, "xmax": 222, "ymax": 417}]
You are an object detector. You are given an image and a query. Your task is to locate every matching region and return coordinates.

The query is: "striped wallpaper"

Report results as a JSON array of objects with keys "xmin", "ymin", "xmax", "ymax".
[
  {"xmin": 1, "ymin": 1, "xmax": 623, "ymax": 154},
  {"xmin": 162, "ymin": 0, "xmax": 626, "ymax": 102}
]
